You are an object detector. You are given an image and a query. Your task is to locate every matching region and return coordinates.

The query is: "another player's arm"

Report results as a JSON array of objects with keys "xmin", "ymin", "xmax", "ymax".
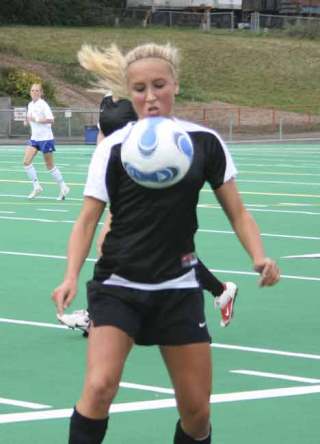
[
  {"xmin": 52, "ymin": 196, "xmax": 105, "ymax": 314},
  {"xmin": 214, "ymin": 179, "xmax": 280, "ymax": 286}
]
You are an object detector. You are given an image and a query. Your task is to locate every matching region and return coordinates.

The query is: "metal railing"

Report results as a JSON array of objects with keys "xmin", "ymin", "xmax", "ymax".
[{"xmin": 1, "ymin": 106, "xmax": 320, "ymax": 143}]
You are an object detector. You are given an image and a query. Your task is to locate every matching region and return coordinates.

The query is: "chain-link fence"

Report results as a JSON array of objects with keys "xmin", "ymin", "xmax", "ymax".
[
  {"xmin": 1, "ymin": 106, "xmax": 320, "ymax": 143},
  {"xmin": 250, "ymin": 12, "xmax": 320, "ymax": 31}
]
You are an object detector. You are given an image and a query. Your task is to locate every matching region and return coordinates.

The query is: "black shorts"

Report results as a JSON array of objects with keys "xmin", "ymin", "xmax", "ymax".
[{"xmin": 87, "ymin": 280, "xmax": 211, "ymax": 346}]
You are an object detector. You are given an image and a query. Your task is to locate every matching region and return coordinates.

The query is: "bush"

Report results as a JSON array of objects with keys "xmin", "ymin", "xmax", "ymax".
[
  {"xmin": 0, "ymin": 67, "xmax": 56, "ymax": 101},
  {"xmin": 284, "ymin": 21, "xmax": 320, "ymax": 40}
]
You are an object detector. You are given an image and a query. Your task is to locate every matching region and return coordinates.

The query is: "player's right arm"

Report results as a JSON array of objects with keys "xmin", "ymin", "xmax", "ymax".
[{"xmin": 52, "ymin": 196, "xmax": 105, "ymax": 314}]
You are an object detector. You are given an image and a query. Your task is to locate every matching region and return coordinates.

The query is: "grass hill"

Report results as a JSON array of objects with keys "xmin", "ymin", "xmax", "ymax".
[{"xmin": 0, "ymin": 25, "xmax": 319, "ymax": 114}]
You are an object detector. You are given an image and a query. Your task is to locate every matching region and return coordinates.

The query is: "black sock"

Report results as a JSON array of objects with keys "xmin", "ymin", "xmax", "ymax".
[
  {"xmin": 69, "ymin": 408, "xmax": 109, "ymax": 444},
  {"xmin": 174, "ymin": 420, "xmax": 211, "ymax": 444},
  {"xmin": 197, "ymin": 259, "xmax": 224, "ymax": 296}
]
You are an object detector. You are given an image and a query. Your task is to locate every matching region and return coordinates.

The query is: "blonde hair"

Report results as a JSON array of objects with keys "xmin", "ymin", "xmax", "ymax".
[{"xmin": 78, "ymin": 42, "xmax": 179, "ymax": 98}]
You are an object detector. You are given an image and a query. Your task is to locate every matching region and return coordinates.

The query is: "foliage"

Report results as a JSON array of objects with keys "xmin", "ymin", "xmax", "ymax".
[
  {"xmin": 0, "ymin": 26, "xmax": 320, "ymax": 112},
  {"xmin": 283, "ymin": 21, "xmax": 320, "ymax": 40},
  {"xmin": 0, "ymin": 0, "xmax": 125, "ymax": 26},
  {"xmin": 0, "ymin": 67, "xmax": 55, "ymax": 101}
]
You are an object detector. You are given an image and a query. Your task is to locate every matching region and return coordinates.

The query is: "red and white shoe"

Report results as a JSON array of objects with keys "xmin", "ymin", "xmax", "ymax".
[{"xmin": 214, "ymin": 282, "xmax": 238, "ymax": 327}]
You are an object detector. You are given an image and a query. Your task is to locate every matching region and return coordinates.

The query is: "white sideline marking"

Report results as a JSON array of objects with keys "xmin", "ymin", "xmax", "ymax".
[
  {"xmin": 209, "ymin": 268, "xmax": 320, "ymax": 282},
  {"xmin": 230, "ymin": 370, "xmax": 320, "ymax": 384},
  {"xmin": 212, "ymin": 343, "xmax": 320, "ymax": 360},
  {"xmin": 37, "ymin": 209, "xmax": 69, "ymax": 213},
  {"xmin": 0, "ymin": 211, "xmax": 15, "ymax": 214},
  {"xmin": 0, "ymin": 398, "xmax": 51, "ymax": 409},
  {"xmin": 1, "ymin": 385, "xmax": 320, "ymax": 424},
  {"xmin": 0, "ymin": 318, "xmax": 67, "ymax": 329},
  {"xmin": 199, "ymin": 228, "xmax": 320, "ymax": 241},
  {"xmin": 1, "ymin": 316, "xmax": 320, "ymax": 363},
  {"xmin": 282, "ymin": 253, "xmax": 320, "ymax": 259},
  {"xmin": 120, "ymin": 382, "xmax": 174, "ymax": 394},
  {"xmin": 0, "ymin": 251, "xmax": 319, "ymax": 282}
]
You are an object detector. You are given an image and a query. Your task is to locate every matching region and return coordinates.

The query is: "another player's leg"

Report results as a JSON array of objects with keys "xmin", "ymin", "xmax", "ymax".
[
  {"xmin": 23, "ymin": 144, "xmax": 43, "ymax": 198},
  {"xmin": 197, "ymin": 259, "xmax": 238, "ymax": 327},
  {"xmin": 43, "ymin": 148, "xmax": 70, "ymax": 200}
]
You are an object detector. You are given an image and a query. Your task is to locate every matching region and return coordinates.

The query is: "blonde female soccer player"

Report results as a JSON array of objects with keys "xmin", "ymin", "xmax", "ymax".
[
  {"xmin": 23, "ymin": 83, "xmax": 70, "ymax": 200},
  {"xmin": 52, "ymin": 43, "xmax": 280, "ymax": 444}
]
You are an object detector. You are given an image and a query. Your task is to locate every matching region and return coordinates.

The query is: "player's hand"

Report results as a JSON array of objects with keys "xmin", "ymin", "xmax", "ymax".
[
  {"xmin": 254, "ymin": 258, "xmax": 280, "ymax": 287},
  {"xmin": 51, "ymin": 278, "xmax": 77, "ymax": 315}
]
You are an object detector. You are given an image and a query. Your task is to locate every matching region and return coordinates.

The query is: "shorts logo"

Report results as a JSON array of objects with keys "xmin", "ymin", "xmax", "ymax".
[
  {"xmin": 199, "ymin": 322, "xmax": 206, "ymax": 328},
  {"xmin": 181, "ymin": 252, "xmax": 198, "ymax": 268}
]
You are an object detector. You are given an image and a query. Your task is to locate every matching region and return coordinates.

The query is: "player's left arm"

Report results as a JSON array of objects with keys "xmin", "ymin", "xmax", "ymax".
[{"xmin": 214, "ymin": 179, "xmax": 280, "ymax": 286}]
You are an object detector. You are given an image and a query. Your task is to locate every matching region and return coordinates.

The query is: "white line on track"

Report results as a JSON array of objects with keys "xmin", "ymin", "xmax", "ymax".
[
  {"xmin": 199, "ymin": 228, "xmax": 320, "ymax": 241},
  {"xmin": 1, "ymin": 316, "xmax": 320, "ymax": 362},
  {"xmin": 282, "ymin": 253, "xmax": 320, "ymax": 259},
  {"xmin": 212, "ymin": 343, "xmax": 320, "ymax": 360},
  {"xmin": 0, "ymin": 251, "xmax": 319, "ymax": 281},
  {"xmin": 0, "ymin": 193, "xmax": 82, "ymax": 201},
  {"xmin": 0, "ymin": 317, "xmax": 67, "ymax": 329},
  {"xmin": 37, "ymin": 208, "xmax": 69, "ymax": 213},
  {"xmin": 230, "ymin": 370, "xmax": 320, "ymax": 384},
  {"xmin": 1, "ymin": 385, "xmax": 320, "ymax": 424},
  {"xmin": 0, "ymin": 398, "xmax": 51, "ymax": 409}
]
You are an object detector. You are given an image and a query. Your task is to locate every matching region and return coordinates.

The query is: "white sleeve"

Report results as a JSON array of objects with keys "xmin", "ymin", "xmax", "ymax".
[
  {"xmin": 42, "ymin": 100, "xmax": 54, "ymax": 120},
  {"xmin": 83, "ymin": 139, "xmax": 111, "ymax": 203}
]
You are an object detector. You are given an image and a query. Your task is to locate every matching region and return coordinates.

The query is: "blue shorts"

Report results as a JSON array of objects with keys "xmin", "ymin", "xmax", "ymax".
[{"xmin": 27, "ymin": 139, "xmax": 55, "ymax": 153}]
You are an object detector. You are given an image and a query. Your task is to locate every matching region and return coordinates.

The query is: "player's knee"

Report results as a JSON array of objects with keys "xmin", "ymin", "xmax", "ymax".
[
  {"xmin": 86, "ymin": 374, "xmax": 119, "ymax": 408},
  {"xmin": 179, "ymin": 402, "xmax": 210, "ymax": 436}
]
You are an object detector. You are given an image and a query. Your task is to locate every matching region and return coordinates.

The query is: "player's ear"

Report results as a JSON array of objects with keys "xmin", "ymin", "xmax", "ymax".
[{"xmin": 174, "ymin": 82, "xmax": 179, "ymax": 95}]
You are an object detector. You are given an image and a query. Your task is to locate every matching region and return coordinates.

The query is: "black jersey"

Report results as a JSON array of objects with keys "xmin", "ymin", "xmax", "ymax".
[
  {"xmin": 84, "ymin": 118, "xmax": 237, "ymax": 289},
  {"xmin": 99, "ymin": 96, "xmax": 137, "ymax": 137}
]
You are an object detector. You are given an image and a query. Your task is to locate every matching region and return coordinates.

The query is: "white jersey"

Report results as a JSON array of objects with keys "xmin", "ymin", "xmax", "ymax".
[{"xmin": 27, "ymin": 98, "xmax": 54, "ymax": 141}]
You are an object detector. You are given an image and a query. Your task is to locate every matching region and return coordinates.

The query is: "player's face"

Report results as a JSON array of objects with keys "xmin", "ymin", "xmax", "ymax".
[
  {"xmin": 127, "ymin": 58, "xmax": 178, "ymax": 119},
  {"xmin": 30, "ymin": 85, "xmax": 42, "ymax": 102}
]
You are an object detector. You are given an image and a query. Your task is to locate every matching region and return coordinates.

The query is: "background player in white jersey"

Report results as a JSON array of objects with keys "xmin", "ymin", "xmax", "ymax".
[
  {"xmin": 23, "ymin": 83, "xmax": 70, "ymax": 200},
  {"xmin": 52, "ymin": 43, "xmax": 280, "ymax": 444}
]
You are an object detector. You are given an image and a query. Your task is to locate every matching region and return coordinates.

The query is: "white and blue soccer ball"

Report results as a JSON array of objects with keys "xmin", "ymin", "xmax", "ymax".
[{"xmin": 121, "ymin": 117, "xmax": 194, "ymax": 189}]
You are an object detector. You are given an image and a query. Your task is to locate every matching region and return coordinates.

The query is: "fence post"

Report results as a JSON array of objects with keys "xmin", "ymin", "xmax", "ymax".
[
  {"xmin": 228, "ymin": 114, "xmax": 233, "ymax": 142},
  {"xmin": 231, "ymin": 11, "xmax": 234, "ymax": 32},
  {"xmin": 279, "ymin": 117, "xmax": 283, "ymax": 140}
]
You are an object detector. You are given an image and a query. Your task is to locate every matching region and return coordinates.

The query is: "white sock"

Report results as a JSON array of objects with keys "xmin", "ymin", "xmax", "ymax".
[
  {"xmin": 49, "ymin": 166, "xmax": 65, "ymax": 187},
  {"xmin": 24, "ymin": 164, "xmax": 39, "ymax": 185}
]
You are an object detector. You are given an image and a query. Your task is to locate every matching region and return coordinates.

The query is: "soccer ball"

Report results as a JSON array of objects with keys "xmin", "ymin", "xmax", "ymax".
[{"xmin": 121, "ymin": 117, "xmax": 194, "ymax": 189}]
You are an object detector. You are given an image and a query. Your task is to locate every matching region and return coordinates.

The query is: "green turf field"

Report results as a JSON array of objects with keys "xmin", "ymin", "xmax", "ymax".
[{"xmin": 0, "ymin": 142, "xmax": 319, "ymax": 443}]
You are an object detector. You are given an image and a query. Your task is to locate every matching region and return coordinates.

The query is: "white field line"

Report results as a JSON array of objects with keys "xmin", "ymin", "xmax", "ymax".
[
  {"xmin": 212, "ymin": 343, "xmax": 320, "ymax": 360},
  {"xmin": 0, "ymin": 193, "xmax": 82, "ymax": 202},
  {"xmin": 282, "ymin": 253, "xmax": 320, "ymax": 259},
  {"xmin": 1, "ymin": 211, "xmax": 319, "ymax": 241},
  {"xmin": 37, "ymin": 208, "xmax": 69, "ymax": 213},
  {"xmin": 198, "ymin": 204, "xmax": 320, "ymax": 216},
  {"xmin": 198, "ymin": 228, "xmax": 320, "ymax": 241},
  {"xmin": 0, "ymin": 250, "xmax": 319, "ymax": 281},
  {"xmin": 1, "ymin": 384, "xmax": 320, "ymax": 424},
  {"xmin": 230, "ymin": 370, "xmax": 320, "ymax": 384},
  {"xmin": 0, "ymin": 398, "xmax": 51, "ymax": 409},
  {"xmin": 0, "ymin": 317, "xmax": 67, "ymax": 329},
  {"xmin": 1, "ymin": 316, "xmax": 320, "ymax": 363},
  {"xmin": 119, "ymin": 382, "xmax": 174, "ymax": 395}
]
